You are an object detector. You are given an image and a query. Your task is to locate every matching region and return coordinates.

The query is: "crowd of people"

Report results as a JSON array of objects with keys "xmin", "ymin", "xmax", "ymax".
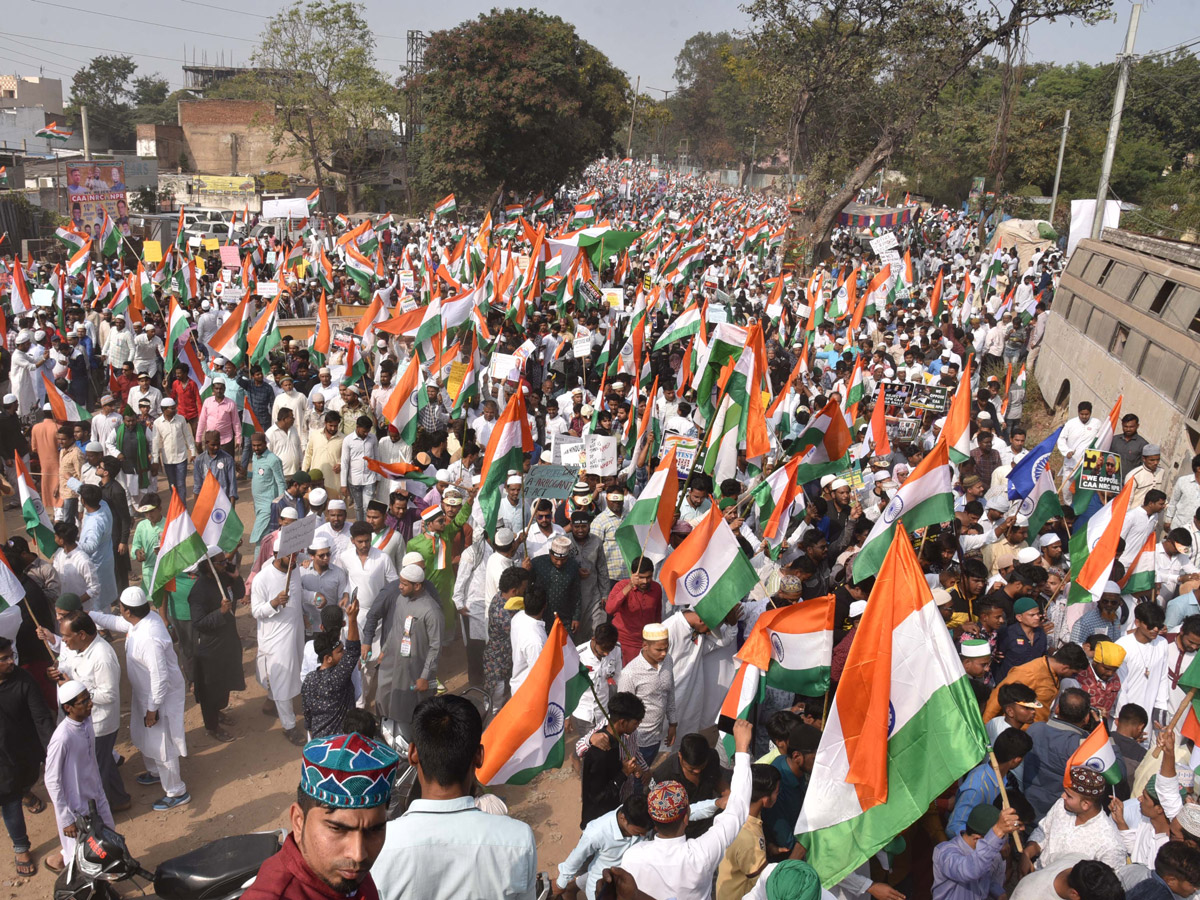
[{"xmin": 1, "ymin": 157, "xmax": 1199, "ymax": 900}]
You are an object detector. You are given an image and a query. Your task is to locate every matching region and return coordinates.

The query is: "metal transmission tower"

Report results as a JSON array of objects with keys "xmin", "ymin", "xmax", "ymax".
[{"xmin": 402, "ymin": 30, "xmax": 428, "ymax": 144}]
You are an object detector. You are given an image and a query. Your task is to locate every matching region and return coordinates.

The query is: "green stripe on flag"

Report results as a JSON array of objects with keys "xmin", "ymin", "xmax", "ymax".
[{"xmin": 501, "ymin": 666, "xmax": 590, "ymax": 785}]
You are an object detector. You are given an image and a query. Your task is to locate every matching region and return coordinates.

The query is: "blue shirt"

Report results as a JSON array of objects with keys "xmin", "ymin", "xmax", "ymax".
[
  {"xmin": 931, "ymin": 830, "xmax": 1006, "ymax": 900},
  {"xmin": 1166, "ymin": 591, "xmax": 1200, "ymax": 630},
  {"xmin": 555, "ymin": 808, "xmax": 647, "ymax": 900},
  {"xmin": 946, "ymin": 761, "xmax": 1001, "ymax": 839},
  {"xmin": 762, "ymin": 757, "xmax": 805, "ymax": 850},
  {"xmin": 373, "ymin": 796, "xmax": 537, "ymax": 900}
]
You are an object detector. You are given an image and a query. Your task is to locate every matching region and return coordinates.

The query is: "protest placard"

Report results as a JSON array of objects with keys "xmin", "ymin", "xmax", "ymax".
[
  {"xmin": 490, "ymin": 352, "xmax": 521, "ymax": 381},
  {"xmin": 202, "ymin": 237, "xmax": 219, "ymax": 251},
  {"xmin": 399, "ymin": 270, "xmax": 415, "ymax": 290},
  {"xmin": 880, "ymin": 382, "xmax": 912, "ymax": 407},
  {"xmin": 446, "ymin": 361, "xmax": 468, "ymax": 398},
  {"xmin": 276, "ymin": 513, "xmax": 319, "ymax": 558},
  {"xmin": 31, "ymin": 288, "xmax": 54, "ymax": 308},
  {"xmin": 585, "ymin": 435, "xmax": 618, "ymax": 475},
  {"xmin": 603, "ymin": 288, "xmax": 623, "ymax": 309},
  {"xmin": 332, "ymin": 329, "xmax": 356, "ymax": 351},
  {"xmin": 524, "ymin": 464, "xmax": 579, "ymax": 500},
  {"xmin": 572, "ymin": 327, "xmax": 591, "ymax": 360},
  {"xmin": 661, "ymin": 434, "xmax": 699, "ymax": 477},
  {"xmin": 142, "ymin": 240, "xmax": 162, "ymax": 263},
  {"xmin": 553, "ymin": 438, "xmax": 586, "ymax": 468},
  {"xmin": 869, "ymin": 231, "xmax": 898, "ymax": 254},
  {"xmin": 887, "ymin": 417, "xmax": 920, "ymax": 442},
  {"xmin": 259, "ymin": 282, "xmax": 279, "ymax": 297},
  {"xmin": 1078, "ymin": 450, "xmax": 1123, "ymax": 493},
  {"xmin": 219, "ymin": 246, "xmax": 241, "ymax": 268},
  {"xmin": 706, "ymin": 306, "xmax": 728, "ymax": 324},
  {"xmin": 907, "ymin": 383, "xmax": 951, "ymax": 413}
]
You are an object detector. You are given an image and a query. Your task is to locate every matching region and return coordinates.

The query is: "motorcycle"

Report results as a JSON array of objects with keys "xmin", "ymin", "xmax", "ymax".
[{"xmin": 53, "ymin": 799, "xmax": 284, "ymax": 900}]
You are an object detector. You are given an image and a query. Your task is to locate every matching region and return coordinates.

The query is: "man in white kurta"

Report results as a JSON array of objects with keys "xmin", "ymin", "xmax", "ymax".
[
  {"xmin": 1116, "ymin": 602, "xmax": 1170, "ymax": 739},
  {"xmin": 89, "ymin": 587, "xmax": 189, "ymax": 808},
  {"xmin": 665, "ymin": 609, "xmax": 735, "ymax": 741},
  {"xmin": 250, "ymin": 549, "xmax": 307, "ymax": 744},
  {"xmin": 44, "ymin": 681, "xmax": 113, "ymax": 869}
]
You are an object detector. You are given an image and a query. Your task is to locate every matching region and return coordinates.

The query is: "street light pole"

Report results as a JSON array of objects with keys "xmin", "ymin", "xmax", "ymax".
[
  {"xmin": 1091, "ymin": 4, "xmax": 1141, "ymax": 240},
  {"xmin": 626, "ymin": 75, "xmax": 640, "ymax": 159}
]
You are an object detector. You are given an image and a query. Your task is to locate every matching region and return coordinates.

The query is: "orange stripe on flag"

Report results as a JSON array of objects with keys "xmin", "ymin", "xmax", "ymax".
[
  {"xmin": 839, "ymin": 527, "xmax": 931, "ymax": 811},
  {"xmin": 478, "ymin": 618, "xmax": 568, "ymax": 784}
]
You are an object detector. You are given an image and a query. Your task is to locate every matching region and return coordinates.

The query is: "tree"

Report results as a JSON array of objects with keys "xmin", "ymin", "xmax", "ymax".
[
  {"xmin": 745, "ymin": 0, "xmax": 1113, "ymax": 251},
  {"xmin": 250, "ymin": 0, "xmax": 401, "ymax": 212},
  {"xmin": 68, "ymin": 55, "xmax": 137, "ymax": 148},
  {"xmin": 412, "ymin": 8, "xmax": 629, "ymax": 203}
]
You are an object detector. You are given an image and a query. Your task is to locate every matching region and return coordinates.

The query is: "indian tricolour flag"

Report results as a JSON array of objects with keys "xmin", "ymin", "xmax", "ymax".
[
  {"xmin": 0, "ymin": 554, "xmax": 26, "ymax": 647},
  {"xmin": 615, "ymin": 445, "xmax": 679, "ymax": 567},
  {"xmin": 365, "ymin": 458, "xmax": 437, "ymax": 495},
  {"xmin": 55, "ymin": 225, "xmax": 88, "ymax": 254},
  {"xmin": 435, "ymin": 194, "xmax": 457, "ymax": 218},
  {"xmin": 853, "ymin": 439, "xmax": 954, "ymax": 581},
  {"xmin": 99, "ymin": 210, "xmax": 121, "ymax": 258},
  {"xmin": 380, "ymin": 353, "xmax": 427, "ymax": 446},
  {"xmin": 653, "ymin": 299, "xmax": 702, "ymax": 351},
  {"xmin": 247, "ymin": 292, "xmax": 282, "ymax": 367},
  {"xmin": 163, "ymin": 293, "xmax": 191, "ymax": 374},
  {"xmin": 37, "ymin": 122, "xmax": 73, "ymax": 141},
  {"xmin": 659, "ymin": 504, "xmax": 760, "ymax": 629},
  {"xmin": 753, "ymin": 453, "xmax": 804, "ymax": 554},
  {"xmin": 192, "ymin": 472, "xmax": 244, "ymax": 554},
  {"xmin": 1121, "ymin": 533, "xmax": 1156, "ymax": 594},
  {"xmin": 474, "ymin": 386, "xmax": 533, "ymax": 539},
  {"xmin": 797, "ymin": 528, "xmax": 987, "ymax": 885},
  {"xmin": 741, "ymin": 594, "xmax": 836, "ymax": 695},
  {"xmin": 14, "ymin": 454, "xmax": 55, "ymax": 558},
  {"xmin": 66, "ymin": 241, "xmax": 91, "ymax": 278},
  {"xmin": 792, "ymin": 396, "xmax": 853, "ymax": 483},
  {"xmin": 478, "ymin": 618, "xmax": 589, "ymax": 785},
  {"xmin": 149, "ymin": 488, "xmax": 207, "ymax": 600},
  {"xmin": 208, "ymin": 291, "xmax": 251, "ymax": 364},
  {"xmin": 43, "ymin": 373, "xmax": 90, "ymax": 422},
  {"xmin": 1065, "ymin": 720, "xmax": 1122, "ymax": 785},
  {"xmin": 717, "ymin": 662, "xmax": 762, "ymax": 758},
  {"xmin": 942, "ymin": 358, "xmax": 973, "ymax": 464},
  {"xmin": 1068, "ymin": 477, "xmax": 1135, "ymax": 604}
]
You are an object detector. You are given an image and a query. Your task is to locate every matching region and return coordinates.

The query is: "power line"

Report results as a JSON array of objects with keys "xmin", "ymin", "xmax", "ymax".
[
  {"xmin": 30, "ymin": 0, "xmax": 258, "ymax": 43},
  {"xmin": 3, "ymin": 30, "xmax": 193, "ymax": 66}
]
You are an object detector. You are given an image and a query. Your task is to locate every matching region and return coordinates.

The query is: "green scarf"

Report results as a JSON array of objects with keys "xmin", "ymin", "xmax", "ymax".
[{"xmin": 116, "ymin": 421, "xmax": 151, "ymax": 489}]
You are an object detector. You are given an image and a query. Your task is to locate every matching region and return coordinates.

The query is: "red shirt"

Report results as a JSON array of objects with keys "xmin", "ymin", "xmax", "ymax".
[
  {"xmin": 170, "ymin": 379, "xmax": 201, "ymax": 419},
  {"xmin": 605, "ymin": 579, "xmax": 664, "ymax": 662},
  {"xmin": 115, "ymin": 373, "xmax": 138, "ymax": 404},
  {"xmin": 241, "ymin": 833, "xmax": 380, "ymax": 900}
]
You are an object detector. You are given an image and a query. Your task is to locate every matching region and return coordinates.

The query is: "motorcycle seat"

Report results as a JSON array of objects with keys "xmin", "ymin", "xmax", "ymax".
[{"xmin": 155, "ymin": 832, "xmax": 281, "ymax": 900}]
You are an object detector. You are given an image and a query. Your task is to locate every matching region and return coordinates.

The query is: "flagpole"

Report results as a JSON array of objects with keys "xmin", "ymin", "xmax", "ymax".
[
  {"xmin": 205, "ymin": 554, "xmax": 236, "ymax": 609},
  {"xmin": 988, "ymin": 750, "xmax": 1024, "ymax": 852}
]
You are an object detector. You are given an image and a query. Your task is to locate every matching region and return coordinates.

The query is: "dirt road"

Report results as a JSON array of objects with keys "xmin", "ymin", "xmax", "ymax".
[{"xmin": 0, "ymin": 492, "xmax": 582, "ymax": 898}]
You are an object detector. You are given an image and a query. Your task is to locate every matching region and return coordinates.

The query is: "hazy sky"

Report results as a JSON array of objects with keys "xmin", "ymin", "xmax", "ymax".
[{"xmin": 3, "ymin": 0, "xmax": 1194, "ymax": 100}]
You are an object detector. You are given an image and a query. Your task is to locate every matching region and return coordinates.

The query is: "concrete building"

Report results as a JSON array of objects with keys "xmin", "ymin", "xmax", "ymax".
[
  {"xmin": 177, "ymin": 99, "xmax": 310, "ymax": 179},
  {"xmin": 1035, "ymin": 228, "xmax": 1200, "ymax": 489},
  {"xmin": 0, "ymin": 76, "xmax": 64, "ymax": 115},
  {"xmin": 0, "ymin": 107, "xmax": 84, "ymax": 154}
]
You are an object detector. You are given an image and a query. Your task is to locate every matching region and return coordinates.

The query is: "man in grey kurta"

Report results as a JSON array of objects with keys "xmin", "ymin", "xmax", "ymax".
[
  {"xmin": 362, "ymin": 564, "xmax": 443, "ymax": 741},
  {"xmin": 567, "ymin": 511, "xmax": 611, "ymax": 641}
]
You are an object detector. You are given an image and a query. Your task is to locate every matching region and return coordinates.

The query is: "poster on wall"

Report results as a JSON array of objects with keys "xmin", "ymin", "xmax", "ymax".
[{"xmin": 66, "ymin": 161, "xmax": 129, "ymax": 238}]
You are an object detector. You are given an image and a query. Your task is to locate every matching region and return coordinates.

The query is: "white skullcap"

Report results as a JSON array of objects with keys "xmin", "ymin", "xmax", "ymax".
[
  {"xmin": 829, "ymin": 478, "xmax": 850, "ymax": 491},
  {"xmin": 986, "ymin": 495, "xmax": 1008, "ymax": 512},
  {"xmin": 309, "ymin": 536, "xmax": 332, "ymax": 551},
  {"xmin": 161, "ymin": 398, "xmax": 176, "ymax": 407},
  {"xmin": 642, "ymin": 622, "xmax": 669, "ymax": 641},
  {"xmin": 85, "ymin": 441, "xmax": 104, "ymax": 453},
  {"xmin": 201, "ymin": 300, "xmax": 211, "ymax": 310},
  {"xmin": 308, "ymin": 487, "xmax": 328, "ymax": 506},
  {"xmin": 121, "ymin": 586, "xmax": 150, "ymax": 608},
  {"xmin": 849, "ymin": 600, "xmax": 867, "ymax": 618},
  {"xmin": 401, "ymin": 551, "xmax": 424, "ymax": 567},
  {"xmin": 400, "ymin": 564, "xmax": 425, "ymax": 583},
  {"xmin": 931, "ymin": 588, "xmax": 953, "ymax": 606},
  {"xmin": 1014, "ymin": 514, "xmax": 1031, "ymax": 528},
  {"xmin": 495, "ymin": 527, "xmax": 516, "ymax": 546},
  {"xmin": 42, "ymin": 403, "xmax": 52, "ymax": 411},
  {"xmin": 1103, "ymin": 581, "xmax": 1123, "ymax": 595},
  {"xmin": 33, "ymin": 330, "xmax": 46, "ymax": 340},
  {"xmin": 15, "ymin": 330, "xmax": 32, "ymax": 343},
  {"xmin": 327, "ymin": 500, "xmax": 346, "ymax": 511},
  {"xmin": 435, "ymin": 469, "xmax": 450, "ymax": 481},
  {"xmin": 57, "ymin": 680, "xmax": 87, "ymax": 705},
  {"xmin": 506, "ymin": 474, "xmax": 523, "ymax": 486},
  {"xmin": 213, "ymin": 357, "xmax": 225, "ymax": 366},
  {"xmin": 1015, "ymin": 547, "xmax": 1041, "ymax": 564},
  {"xmin": 1036, "ymin": 533, "xmax": 1061, "ymax": 548},
  {"xmin": 279, "ymin": 507, "xmax": 299, "ymax": 520},
  {"xmin": 1, "ymin": 393, "xmax": 16, "ymax": 404},
  {"xmin": 819, "ymin": 474, "xmax": 837, "ymax": 489}
]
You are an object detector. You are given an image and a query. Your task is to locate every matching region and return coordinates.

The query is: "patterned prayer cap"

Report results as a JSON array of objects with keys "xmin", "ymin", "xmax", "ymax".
[
  {"xmin": 1068, "ymin": 765, "xmax": 1107, "ymax": 798},
  {"xmin": 646, "ymin": 780, "xmax": 689, "ymax": 823},
  {"xmin": 300, "ymin": 733, "xmax": 400, "ymax": 809}
]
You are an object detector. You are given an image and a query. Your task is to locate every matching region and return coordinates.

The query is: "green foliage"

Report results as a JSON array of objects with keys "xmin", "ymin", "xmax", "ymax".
[
  {"xmin": 412, "ymin": 8, "xmax": 629, "ymax": 203},
  {"xmin": 66, "ymin": 55, "xmax": 178, "ymax": 149},
  {"xmin": 251, "ymin": 0, "xmax": 402, "ymax": 210}
]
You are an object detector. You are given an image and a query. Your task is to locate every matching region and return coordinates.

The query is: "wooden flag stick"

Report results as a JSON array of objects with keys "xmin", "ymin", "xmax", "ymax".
[
  {"xmin": 1153, "ymin": 689, "xmax": 1195, "ymax": 758},
  {"xmin": 988, "ymin": 750, "xmax": 1023, "ymax": 852}
]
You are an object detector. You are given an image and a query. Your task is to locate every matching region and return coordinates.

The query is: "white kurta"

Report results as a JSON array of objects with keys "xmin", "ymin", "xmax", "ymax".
[
  {"xmin": 451, "ymin": 538, "xmax": 491, "ymax": 641},
  {"xmin": 44, "ymin": 716, "xmax": 113, "ymax": 857},
  {"xmin": 250, "ymin": 561, "xmax": 306, "ymax": 701},
  {"xmin": 90, "ymin": 611, "xmax": 188, "ymax": 760},
  {"xmin": 665, "ymin": 611, "xmax": 734, "ymax": 741},
  {"xmin": 1115, "ymin": 633, "xmax": 1170, "ymax": 721}
]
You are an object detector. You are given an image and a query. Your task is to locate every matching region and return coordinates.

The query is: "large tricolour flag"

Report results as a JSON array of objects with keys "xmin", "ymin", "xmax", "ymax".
[
  {"xmin": 14, "ymin": 453, "xmax": 55, "ymax": 558},
  {"xmin": 791, "ymin": 396, "xmax": 853, "ymax": 483},
  {"xmin": 43, "ymin": 373, "xmax": 90, "ymax": 422},
  {"xmin": 475, "ymin": 387, "xmax": 534, "ymax": 538},
  {"xmin": 653, "ymin": 299, "xmax": 702, "ymax": 351},
  {"xmin": 1068, "ymin": 477, "xmax": 1135, "ymax": 604},
  {"xmin": 797, "ymin": 528, "xmax": 987, "ymax": 885},
  {"xmin": 149, "ymin": 488, "xmax": 207, "ymax": 600},
  {"xmin": 380, "ymin": 353, "xmax": 426, "ymax": 446},
  {"xmin": 659, "ymin": 504, "xmax": 760, "ymax": 629},
  {"xmin": 942, "ymin": 358, "xmax": 973, "ymax": 464},
  {"xmin": 752, "ymin": 453, "xmax": 804, "ymax": 553},
  {"xmin": 614, "ymin": 444, "xmax": 679, "ymax": 567},
  {"xmin": 1065, "ymin": 720, "xmax": 1122, "ymax": 786},
  {"xmin": 852, "ymin": 439, "xmax": 954, "ymax": 581},
  {"xmin": 478, "ymin": 618, "xmax": 589, "ymax": 785},
  {"xmin": 740, "ymin": 594, "xmax": 836, "ymax": 695},
  {"xmin": 192, "ymin": 472, "xmax": 244, "ymax": 554}
]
